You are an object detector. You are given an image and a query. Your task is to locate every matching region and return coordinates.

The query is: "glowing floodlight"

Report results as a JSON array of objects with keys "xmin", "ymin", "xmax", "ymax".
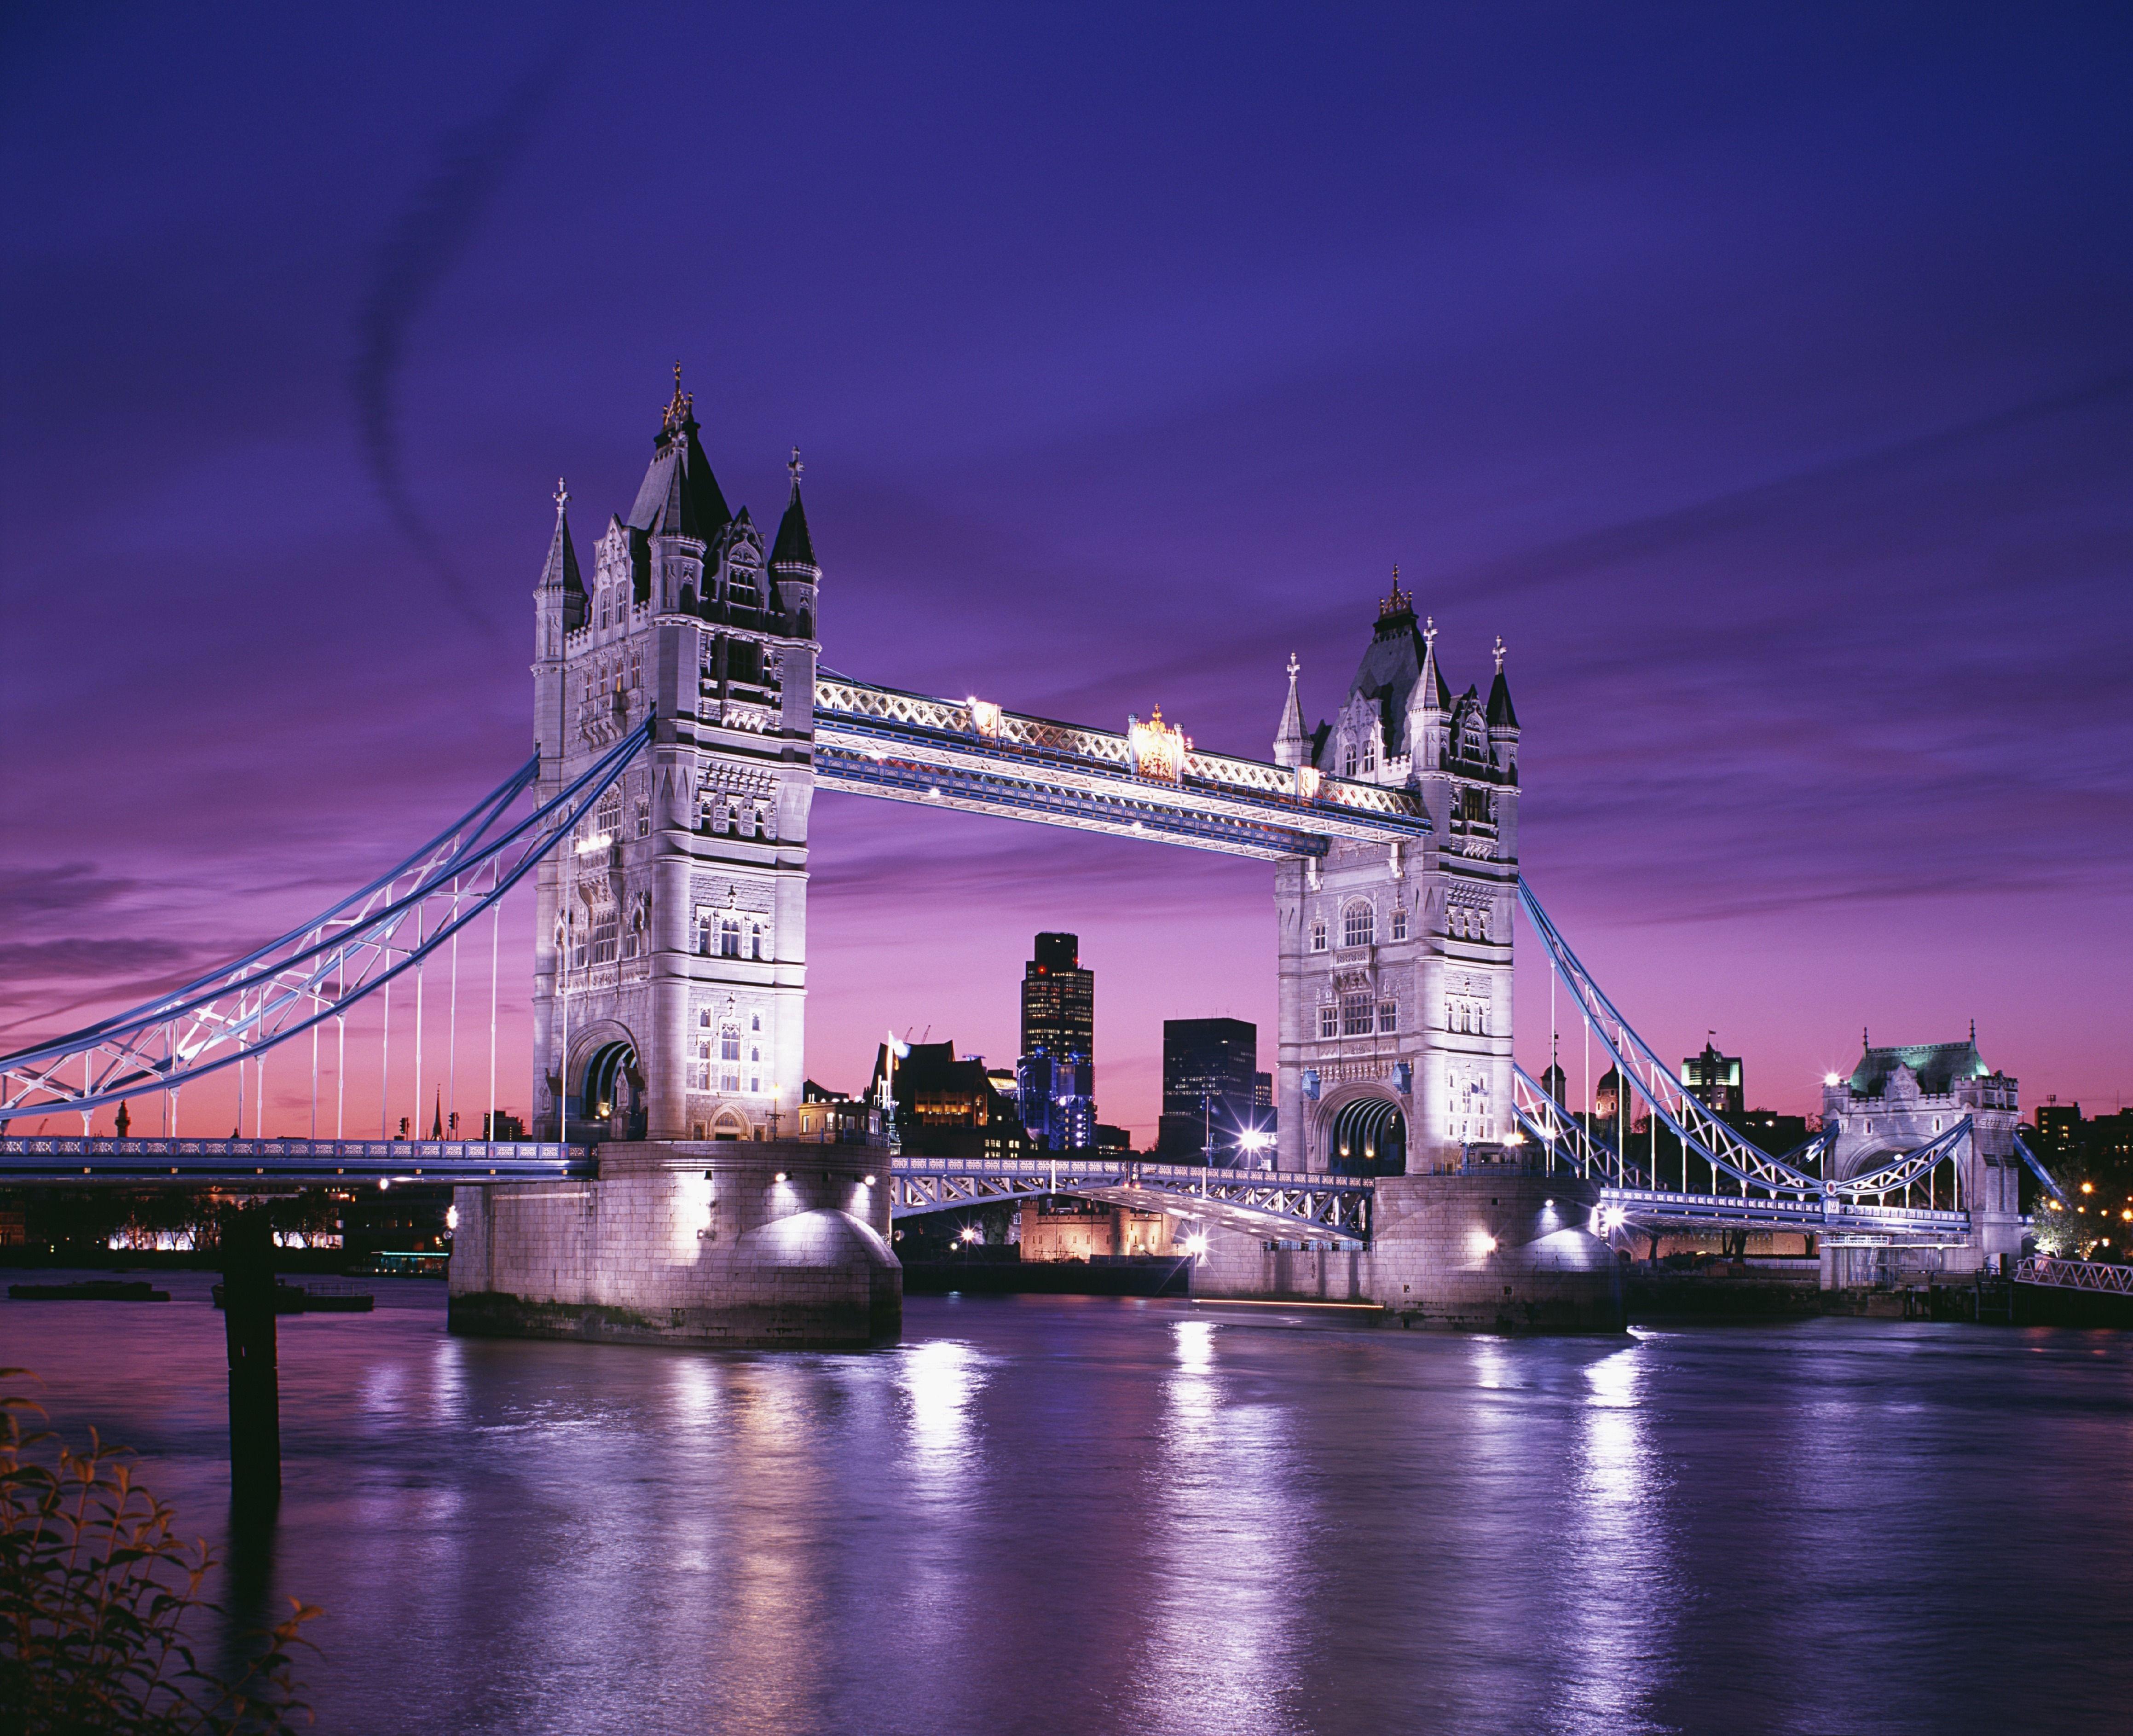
[
  {"xmin": 1182, "ymin": 1232, "xmax": 1209, "ymax": 1260},
  {"xmin": 968, "ymin": 697, "xmax": 1002, "ymax": 736},
  {"xmin": 1823, "ymin": 1073, "xmax": 1842, "ymax": 1087}
]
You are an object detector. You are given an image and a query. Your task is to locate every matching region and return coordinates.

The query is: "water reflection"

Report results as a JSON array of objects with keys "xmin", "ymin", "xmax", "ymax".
[
  {"xmin": 10, "ymin": 1282, "xmax": 2132, "ymax": 1733},
  {"xmin": 1124, "ymin": 1317, "xmax": 1304, "ymax": 1736},
  {"xmin": 1553, "ymin": 1340, "xmax": 1672, "ymax": 1734}
]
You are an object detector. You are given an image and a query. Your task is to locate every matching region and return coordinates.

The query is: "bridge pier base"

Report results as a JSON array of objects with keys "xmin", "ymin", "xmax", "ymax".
[
  {"xmin": 1192, "ymin": 1171, "xmax": 1624, "ymax": 1331},
  {"xmin": 447, "ymin": 1142, "xmax": 900, "ymax": 1350}
]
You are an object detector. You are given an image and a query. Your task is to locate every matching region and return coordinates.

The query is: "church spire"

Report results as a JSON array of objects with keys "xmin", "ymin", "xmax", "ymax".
[{"xmin": 1273, "ymin": 653, "xmax": 1307, "ymax": 767}]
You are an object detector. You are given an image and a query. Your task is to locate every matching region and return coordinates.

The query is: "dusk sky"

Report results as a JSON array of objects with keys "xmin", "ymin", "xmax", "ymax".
[{"xmin": 3, "ymin": 4, "xmax": 2128, "ymax": 1142}]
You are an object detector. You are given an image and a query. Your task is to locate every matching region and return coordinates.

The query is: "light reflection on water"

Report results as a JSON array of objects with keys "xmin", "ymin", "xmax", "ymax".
[{"xmin": 8, "ymin": 1276, "xmax": 2133, "ymax": 1735}]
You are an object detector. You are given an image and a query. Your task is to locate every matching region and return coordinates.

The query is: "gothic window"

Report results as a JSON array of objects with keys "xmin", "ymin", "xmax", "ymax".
[
  {"xmin": 1342, "ymin": 902, "xmax": 1375, "ymax": 949},
  {"xmin": 709, "ymin": 799, "xmax": 728, "ymax": 835},
  {"xmin": 1361, "ymin": 729, "xmax": 1376, "ymax": 775},
  {"xmin": 1341, "ymin": 993, "xmax": 1374, "ymax": 1037},
  {"xmin": 719, "ymin": 1024, "xmax": 742, "ymax": 1093},
  {"xmin": 752, "ymin": 801, "xmax": 771, "ymax": 839},
  {"xmin": 628, "ymin": 649, "xmax": 641, "ymax": 689},
  {"xmin": 720, "ymin": 917, "xmax": 742, "ymax": 958},
  {"xmin": 590, "ymin": 904, "xmax": 619, "ymax": 966},
  {"xmin": 1391, "ymin": 907, "xmax": 1409, "ymax": 942},
  {"xmin": 1342, "ymin": 736, "xmax": 1358, "ymax": 777},
  {"xmin": 691, "ymin": 1040, "xmax": 711, "ymax": 1091},
  {"xmin": 568, "ymin": 912, "xmax": 586, "ymax": 971},
  {"xmin": 635, "ymin": 796, "xmax": 651, "ymax": 839},
  {"xmin": 750, "ymin": 1014, "xmax": 762, "ymax": 1034},
  {"xmin": 1310, "ymin": 918, "xmax": 1327, "ymax": 953},
  {"xmin": 697, "ymin": 911, "xmax": 714, "ymax": 956},
  {"xmin": 1378, "ymin": 1000, "xmax": 1398, "ymax": 1034},
  {"xmin": 599, "ymin": 590, "xmax": 611, "ymax": 631},
  {"xmin": 1318, "ymin": 1004, "xmax": 1339, "ymax": 1041},
  {"xmin": 729, "ymin": 562, "xmax": 759, "ymax": 608},
  {"xmin": 748, "ymin": 921, "xmax": 766, "ymax": 961},
  {"xmin": 596, "ymin": 788, "xmax": 622, "ymax": 842}
]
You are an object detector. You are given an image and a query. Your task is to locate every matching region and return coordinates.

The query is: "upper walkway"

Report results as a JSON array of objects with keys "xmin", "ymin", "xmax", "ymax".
[{"xmin": 812, "ymin": 673, "xmax": 1430, "ymax": 860}]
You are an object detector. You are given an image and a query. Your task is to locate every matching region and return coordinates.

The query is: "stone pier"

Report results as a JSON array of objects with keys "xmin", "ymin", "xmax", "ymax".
[
  {"xmin": 1192, "ymin": 1169, "xmax": 1624, "ymax": 1332},
  {"xmin": 449, "ymin": 1141, "xmax": 900, "ymax": 1350}
]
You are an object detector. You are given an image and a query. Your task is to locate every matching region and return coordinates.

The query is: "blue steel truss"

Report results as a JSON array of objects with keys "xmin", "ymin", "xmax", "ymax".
[
  {"xmin": 0, "ymin": 723, "xmax": 652, "ymax": 1123},
  {"xmin": 1517, "ymin": 881, "xmax": 1821, "ymax": 1198}
]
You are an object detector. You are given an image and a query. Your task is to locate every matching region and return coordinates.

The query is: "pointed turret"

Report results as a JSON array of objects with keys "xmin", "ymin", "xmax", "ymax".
[
  {"xmin": 1486, "ymin": 637, "xmax": 1518, "ymax": 730},
  {"xmin": 771, "ymin": 446, "xmax": 818, "ymax": 573},
  {"xmin": 538, "ymin": 478, "xmax": 584, "ymax": 595},
  {"xmin": 535, "ymin": 479, "xmax": 587, "ymax": 658},
  {"xmin": 1487, "ymin": 635, "xmax": 1519, "ymax": 781},
  {"xmin": 1407, "ymin": 613, "xmax": 1450, "ymax": 771},
  {"xmin": 1273, "ymin": 654, "xmax": 1308, "ymax": 767}
]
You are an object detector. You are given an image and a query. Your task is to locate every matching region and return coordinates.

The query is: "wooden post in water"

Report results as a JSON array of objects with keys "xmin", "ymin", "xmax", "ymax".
[{"xmin": 220, "ymin": 1204, "xmax": 281, "ymax": 1507}]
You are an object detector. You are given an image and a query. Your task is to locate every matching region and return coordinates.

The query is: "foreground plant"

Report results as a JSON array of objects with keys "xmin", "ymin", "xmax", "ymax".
[{"xmin": 0, "ymin": 1371, "xmax": 319, "ymax": 1733}]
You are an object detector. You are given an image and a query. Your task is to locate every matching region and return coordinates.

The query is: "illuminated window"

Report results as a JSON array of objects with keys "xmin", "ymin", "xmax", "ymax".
[
  {"xmin": 1318, "ymin": 1005, "xmax": 1339, "ymax": 1040},
  {"xmin": 1341, "ymin": 993, "xmax": 1373, "ymax": 1037},
  {"xmin": 1391, "ymin": 907, "xmax": 1408, "ymax": 941},
  {"xmin": 1343, "ymin": 903, "xmax": 1375, "ymax": 949},
  {"xmin": 1310, "ymin": 918, "xmax": 1327, "ymax": 953}
]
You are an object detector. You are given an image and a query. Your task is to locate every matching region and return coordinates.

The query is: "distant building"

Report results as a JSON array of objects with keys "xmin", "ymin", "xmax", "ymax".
[
  {"xmin": 1538, "ymin": 1061, "xmax": 1567, "ymax": 1105},
  {"xmin": 1254, "ymin": 1071, "xmax": 1275, "ymax": 1132},
  {"xmin": 1017, "ymin": 932, "xmax": 1096, "ymax": 1148},
  {"xmin": 872, "ymin": 1040, "xmax": 1032, "ymax": 1161},
  {"xmin": 1095, "ymin": 1123, "xmax": 1133, "ymax": 1153},
  {"xmin": 1682, "ymin": 1042, "xmax": 1744, "ymax": 1117},
  {"xmin": 1019, "ymin": 1196, "xmax": 1175, "ymax": 1261},
  {"xmin": 2034, "ymin": 1101, "xmax": 2084, "ymax": 1158},
  {"xmin": 1159, "ymin": 1018, "xmax": 1258, "ymax": 1160},
  {"xmin": 797, "ymin": 1078, "xmax": 878, "ymax": 1143}
]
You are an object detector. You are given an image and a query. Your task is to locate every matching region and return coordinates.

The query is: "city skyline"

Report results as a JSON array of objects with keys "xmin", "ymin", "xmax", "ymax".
[{"xmin": 4, "ymin": 6, "xmax": 2130, "ymax": 1148}]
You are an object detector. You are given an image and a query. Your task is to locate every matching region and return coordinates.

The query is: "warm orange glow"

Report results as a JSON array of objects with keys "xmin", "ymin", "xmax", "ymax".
[{"xmin": 1127, "ymin": 705, "xmax": 1188, "ymax": 781}]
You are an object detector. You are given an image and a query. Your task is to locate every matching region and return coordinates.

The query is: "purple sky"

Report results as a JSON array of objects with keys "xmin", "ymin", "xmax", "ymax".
[{"xmin": 4, "ymin": 4, "xmax": 2129, "ymax": 1143}]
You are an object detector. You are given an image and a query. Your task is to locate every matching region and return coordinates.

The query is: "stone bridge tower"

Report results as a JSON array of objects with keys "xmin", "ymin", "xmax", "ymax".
[
  {"xmin": 531, "ymin": 371, "xmax": 819, "ymax": 1143},
  {"xmin": 1272, "ymin": 576, "xmax": 1520, "ymax": 1175}
]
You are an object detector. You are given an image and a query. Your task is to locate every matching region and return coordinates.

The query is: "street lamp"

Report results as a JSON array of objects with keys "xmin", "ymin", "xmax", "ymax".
[{"xmin": 1236, "ymin": 1128, "xmax": 1272, "ymax": 1168}]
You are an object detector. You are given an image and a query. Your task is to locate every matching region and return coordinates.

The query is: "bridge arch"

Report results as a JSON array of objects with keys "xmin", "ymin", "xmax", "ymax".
[
  {"xmin": 1318, "ymin": 1083, "xmax": 1408, "ymax": 1177},
  {"xmin": 566, "ymin": 1021, "xmax": 643, "ymax": 1140}
]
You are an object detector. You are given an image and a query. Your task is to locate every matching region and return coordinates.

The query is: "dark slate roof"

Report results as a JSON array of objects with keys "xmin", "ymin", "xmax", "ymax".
[
  {"xmin": 1848, "ymin": 1041, "xmax": 1988, "ymax": 1098},
  {"xmin": 1347, "ymin": 612, "xmax": 1439, "ymax": 757},
  {"xmin": 1487, "ymin": 666, "xmax": 1518, "ymax": 729},
  {"xmin": 771, "ymin": 480, "xmax": 817, "ymax": 569},
  {"xmin": 625, "ymin": 418, "xmax": 732, "ymax": 543}
]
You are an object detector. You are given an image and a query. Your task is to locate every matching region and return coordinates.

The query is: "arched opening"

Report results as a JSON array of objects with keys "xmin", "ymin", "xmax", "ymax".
[
  {"xmin": 584, "ymin": 1041, "xmax": 646, "ymax": 1140},
  {"xmin": 1330, "ymin": 1096, "xmax": 1406, "ymax": 1177}
]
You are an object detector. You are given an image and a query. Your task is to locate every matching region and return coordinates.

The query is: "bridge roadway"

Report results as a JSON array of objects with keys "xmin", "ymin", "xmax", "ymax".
[{"xmin": 2, "ymin": 1138, "xmax": 1975, "ymax": 1249}]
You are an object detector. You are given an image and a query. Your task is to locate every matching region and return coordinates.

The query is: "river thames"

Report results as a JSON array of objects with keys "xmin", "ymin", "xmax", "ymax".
[{"xmin": 9, "ymin": 1275, "xmax": 2131, "ymax": 1734}]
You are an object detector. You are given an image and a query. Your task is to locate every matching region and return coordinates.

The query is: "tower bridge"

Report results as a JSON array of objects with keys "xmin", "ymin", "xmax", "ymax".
[{"xmin": 2, "ymin": 369, "xmax": 2060, "ymax": 1352}]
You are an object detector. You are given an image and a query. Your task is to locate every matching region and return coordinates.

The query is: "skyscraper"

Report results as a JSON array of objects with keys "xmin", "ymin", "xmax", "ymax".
[
  {"xmin": 1017, "ymin": 932, "xmax": 1095, "ymax": 1149},
  {"xmin": 1159, "ymin": 1018, "xmax": 1258, "ymax": 1160}
]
